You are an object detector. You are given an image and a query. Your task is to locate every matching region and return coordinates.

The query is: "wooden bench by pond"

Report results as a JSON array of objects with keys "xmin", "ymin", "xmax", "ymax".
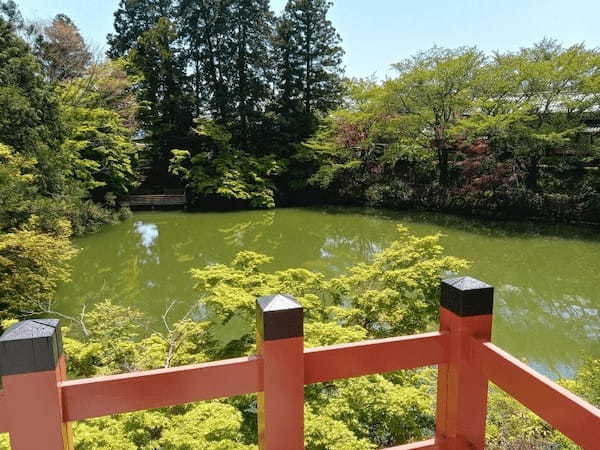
[
  {"xmin": 124, "ymin": 194, "xmax": 186, "ymax": 209},
  {"xmin": 0, "ymin": 277, "xmax": 598, "ymax": 449}
]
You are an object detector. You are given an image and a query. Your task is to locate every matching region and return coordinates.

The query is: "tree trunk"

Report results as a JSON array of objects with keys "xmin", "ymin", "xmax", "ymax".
[
  {"xmin": 304, "ymin": 21, "xmax": 312, "ymax": 115},
  {"xmin": 437, "ymin": 146, "xmax": 449, "ymax": 186},
  {"xmin": 525, "ymin": 156, "xmax": 540, "ymax": 191},
  {"xmin": 238, "ymin": 23, "xmax": 248, "ymax": 151}
]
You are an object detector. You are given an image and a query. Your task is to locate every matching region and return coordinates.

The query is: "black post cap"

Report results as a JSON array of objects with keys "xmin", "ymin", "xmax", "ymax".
[
  {"xmin": 257, "ymin": 294, "xmax": 303, "ymax": 341},
  {"xmin": 0, "ymin": 319, "xmax": 63, "ymax": 376},
  {"xmin": 441, "ymin": 277, "xmax": 494, "ymax": 317}
]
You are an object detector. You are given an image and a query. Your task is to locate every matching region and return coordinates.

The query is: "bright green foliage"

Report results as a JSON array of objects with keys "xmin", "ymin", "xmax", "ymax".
[
  {"xmin": 56, "ymin": 59, "xmax": 140, "ymax": 200},
  {"xmin": 0, "ymin": 138, "xmax": 130, "ymax": 237},
  {"xmin": 306, "ymin": 78, "xmax": 437, "ymax": 200},
  {"xmin": 0, "ymin": 15, "xmax": 134, "ymax": 236},
  {"xmin": 60, "ymin": 105, "xmax": 139, "ymax": 198},
  {"xmin": 385, "ymin": 46, "xmax": 486, "ymax": 185},
  {"xmin": 70, "ymin": 403, "xmax": 255, "ymax": 450},
  {"xmin": 0, "ymin": 143, "xmax": 38, "ymax": 230},
  {"xmin": 486, "ymin": 356, "xmax": 600, "ymax": 449},
  {"xmin": 571, "ymin": 358, "xmax": 600, "ymax": 407},
  {"xmin": 60, "ymin": 59, "xmax": 140, "ymax": 134},
  {"xmin": 304, "ymin": 407, "xmax": 375, "ymax": 450},
  {"xmin": 312, "ymin": 375, "xmax": 434, "ymax": 447},
  {"xmin": 159, "ymin": 403, "xmax": 257, "ymax": 449},
  {"xmin": 325, "ymin": 226, "xmax": 467, "ymax": 337},
  {"xmin": 459, "ymin": 39, "xmax": 600, "ymax": 190},
  {"xmin": 170, "ymin": 120, "xmax": 280, "ymax": 209},
  {"xmin": 63, "ymin": 300, "xmax": 215, "ymax": 377},
  {"xmin": 0, "ymin": 218, "xmax": 76, "ymax": 320},
  {"xmin": 190, "ymin": 226, "xmax": 466, "ymax": 341},
  {"xmin": 0, "ymin": 225, "xmax": 596, "ymax": 448},
  {"xmin": 486, "ymin": 387, "xmax": 579, "ymax": 449},
  {"xmin": 0, "ymin": 227, "xmax": 459, "ymax": 448}
]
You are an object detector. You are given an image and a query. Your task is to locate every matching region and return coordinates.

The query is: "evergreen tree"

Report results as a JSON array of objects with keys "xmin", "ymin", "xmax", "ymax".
[
  {"xmin": 179, "ymin": 0, "xmax": 234, "ymax": 122},
  {"xmin": 107, "ymin": 0, "xmax": 176, "ymax": 58},
  {"xmin": 229, "ymin": 0, "xmax": 274, "ymax": 151},
  {"xmin": 274, "ymin": 0, "xmax": 344, "ymax": 139},
  {"xmin": 129, "ymin": 17, "xmax": 194, "ymax": 180},
  {"xmin": 180, "ymin": 0, "xmax": 274, "ymax": 153}
]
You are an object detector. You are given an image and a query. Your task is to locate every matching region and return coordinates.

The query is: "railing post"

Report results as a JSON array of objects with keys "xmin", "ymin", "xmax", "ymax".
[
  {"xmin": 435, "ymin": 277, "xmax": 494, "ymax": 450},
  {"xmin": 256, "ymin": 294, "xmax": 304, "ymax": 450},
  {"xmin": 0, "ymin": 319, "xmax": 73, "ymax": 450}
]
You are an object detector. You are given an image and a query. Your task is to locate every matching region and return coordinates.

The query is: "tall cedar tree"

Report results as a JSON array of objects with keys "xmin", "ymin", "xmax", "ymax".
[
  {"xmin": 274, "ymin": 0, "xmax": 344, "ymax": 140},
  {"xmin": 229, "ymin": 0, "xmax": 274, "ymax": 152},
  {"xmin": 107, "ymin": 0, "xmax": 176, "ymax": 58},
  {"xmin": 129, "ymin": 17, "xmax": 194, "ymax": 180},
  {"xmin": 179, "ymin": 0, "xmax": 234, "ymax": 123},
  {"xmin": 181, "ymin": 0, "xmax": 275, "ymax": 152}
]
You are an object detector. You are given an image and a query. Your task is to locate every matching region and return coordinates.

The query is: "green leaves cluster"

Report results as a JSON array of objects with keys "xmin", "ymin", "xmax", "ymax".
[
  {"xmin": 60, "ymin": 104, "xmax": 138, "ymax": 198},
  {"xmin": 190, "ymin": 226, "xmax": 466, "ymax": 342},
  {"xmin": 0, "ymin": 217, "xmax": 76, "ymax": 320},
  {"xmin": 170, "ymin": 120, "xmax": 280, "ymax": 209}
]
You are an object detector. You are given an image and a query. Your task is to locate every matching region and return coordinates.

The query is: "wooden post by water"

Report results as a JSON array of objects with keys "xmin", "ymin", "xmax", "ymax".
[
  {"xmin": 0, "ymin": 319, "xmax": 73, "ymax": 449},
  {"xmin": 256, "ymin": 294, "xmax": 304, "ymax": 450},
  {"xmin": 435, "ymin": 277, "xmax": 494, "ymax": 449}
]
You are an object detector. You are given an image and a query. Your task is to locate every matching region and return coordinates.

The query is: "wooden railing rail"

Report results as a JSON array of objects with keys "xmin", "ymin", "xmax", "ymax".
[
  {"xmin": 472, "ymin": 339, "xmax": 600, "ymax": 449},
  {"xmin": 0, "ymin": 277, "xmax": 598, "ymax": 449},
  {"xmin": 61, "ymin": 356, "xmax": 262, "ymax": 422},
  {"xmin": 0, "ymin": 391, "xmax": 8, "ymax": 434}
]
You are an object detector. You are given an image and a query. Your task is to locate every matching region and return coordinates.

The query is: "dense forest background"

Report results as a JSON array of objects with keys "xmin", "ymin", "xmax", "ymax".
[{"xmin": 0, "ymin": 0, "xmax": 599, "ymax": 448}]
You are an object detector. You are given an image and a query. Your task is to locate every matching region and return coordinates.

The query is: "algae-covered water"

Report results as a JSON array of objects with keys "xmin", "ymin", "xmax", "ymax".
[{"xmin": 55, "ymin": 207, "xmax": 600, "ymax": 378}]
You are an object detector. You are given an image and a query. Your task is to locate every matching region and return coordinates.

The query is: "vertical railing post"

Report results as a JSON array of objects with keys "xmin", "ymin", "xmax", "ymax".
[
  {"xmin": 0, "ymin": 319, "xmax": 73, "ymax": 449},
  {"xmin": 435, "ymin": 277, "xmax": 494, "ymax": 450},
  {"xmin": 256, "ymin": 294, "xmax": 304, "ymax": 450}
]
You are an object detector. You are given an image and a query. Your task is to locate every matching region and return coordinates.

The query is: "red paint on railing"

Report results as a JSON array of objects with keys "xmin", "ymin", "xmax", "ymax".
[
  {"xmin": 2, "ymin": 356, "xmax": 73, "ymax": 449},
  {"xmin": 472, "ymin": 339, "xmax": 600, "ymax": 449},
  {"xmin": 436, "ymin": 309, "xmax": 493, "ymax": 449},
  {"xmin": 61, "ymin": 356, "xmax": 261, "ymax": 422},
  {"xmin": 304, "ymin": 331, "xmax": 449, "ymax": 384},
  {"xmin": 258, "ymin": 336, "xmax": 304, "ymax": 450},
  {"xmin": 384, "ymin": 437, "xmax": 439, "ymax": 449},
  {"xmin": 0, "ymin": 390, "xmax": 9, "ymax": 433}
]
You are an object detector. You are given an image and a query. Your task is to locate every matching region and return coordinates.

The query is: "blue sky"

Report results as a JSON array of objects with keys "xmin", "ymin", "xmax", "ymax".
[{"xmin": 15, "ymin": 0, "xmax": 600, "ymax": 78}]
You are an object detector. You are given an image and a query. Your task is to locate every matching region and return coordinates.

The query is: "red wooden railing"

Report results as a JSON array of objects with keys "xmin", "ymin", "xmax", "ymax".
[{"xmin": 0, "ymin": 277, "xmax": 598, "ymax": 449}]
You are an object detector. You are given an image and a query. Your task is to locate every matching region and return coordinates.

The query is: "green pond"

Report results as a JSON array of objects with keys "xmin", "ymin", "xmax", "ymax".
[{"xmin": 55, "ymin": 207, "xmax": 600, "ymax": 379}]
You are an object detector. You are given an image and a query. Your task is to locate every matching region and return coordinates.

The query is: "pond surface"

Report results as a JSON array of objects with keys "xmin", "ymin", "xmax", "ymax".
[{"xmin": 55, "ymin": 207, "xmax": 600, "ymax": 379}]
